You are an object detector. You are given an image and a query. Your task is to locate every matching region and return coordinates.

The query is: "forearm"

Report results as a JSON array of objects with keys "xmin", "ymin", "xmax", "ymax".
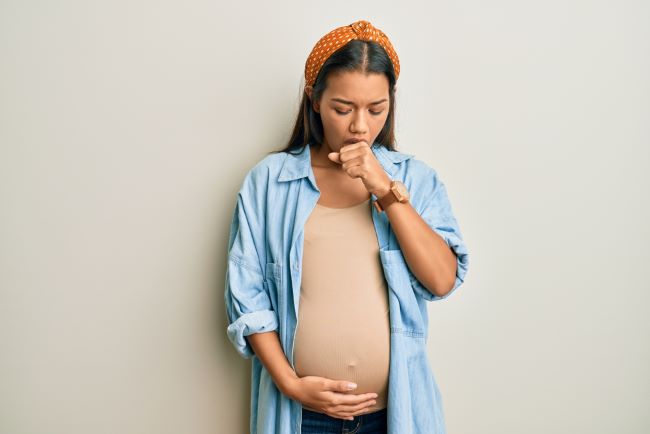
[
  {"xmin": 373, "ymin": 184, "xmax": 457, "ymax": 296},
  {"xmin": 245, "ymin": 331, "xmax": 299, "ymax": 398},
  {"xmin": 386, "ymin": 200, "xmax": 457, "ymax": 296}
]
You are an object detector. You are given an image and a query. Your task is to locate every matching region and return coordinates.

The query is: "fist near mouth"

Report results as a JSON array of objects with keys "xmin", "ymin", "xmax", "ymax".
[{"xmin": 327, "ymin": 141, "xmax": 392, "ymax": 198}]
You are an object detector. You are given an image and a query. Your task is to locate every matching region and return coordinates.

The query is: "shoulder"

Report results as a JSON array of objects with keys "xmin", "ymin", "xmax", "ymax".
[
  {"xmin": 382, "ymin": 146, "xmax": 440, "ymax": 184},
  {"xmin": 405, "ymin": 157, "xmax": 440, "ymax": 183},
  {"xmin": 238, "ymin": 151, "xmax": 287, "ymax": 193}
]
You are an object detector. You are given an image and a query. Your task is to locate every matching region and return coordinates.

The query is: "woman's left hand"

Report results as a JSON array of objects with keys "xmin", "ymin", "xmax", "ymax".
[{"xmin": 327, "ymin": 141, "xmax": 391, "ymax": 198}]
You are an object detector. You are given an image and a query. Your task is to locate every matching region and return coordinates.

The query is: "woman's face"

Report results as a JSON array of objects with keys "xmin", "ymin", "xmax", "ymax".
[{"xmin": 308, "ymin": 70, "xmax": 390, "ymax": 152}]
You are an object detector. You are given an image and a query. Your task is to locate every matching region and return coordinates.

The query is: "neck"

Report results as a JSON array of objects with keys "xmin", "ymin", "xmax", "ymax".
[{"xmin": 309, "ymin": 143, "xmax": 339, "ymax": 169}]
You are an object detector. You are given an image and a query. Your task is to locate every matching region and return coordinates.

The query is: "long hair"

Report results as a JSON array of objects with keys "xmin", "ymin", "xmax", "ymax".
[{"xmin": 270, "ymin": 39, "xmax": 398, "ymax": 156}]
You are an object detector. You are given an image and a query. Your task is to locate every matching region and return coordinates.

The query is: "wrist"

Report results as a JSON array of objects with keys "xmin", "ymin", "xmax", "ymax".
[
  {"xmin": 278, "ymin": 372, "xmax": 301, "ymax": 399},
  {"xmin": 372, "ymin": 180, "xmax": 392, "ymax": 199},
  {"xmin": 372, "ymin": 179, "xmax": 410, "ymax": 213}
]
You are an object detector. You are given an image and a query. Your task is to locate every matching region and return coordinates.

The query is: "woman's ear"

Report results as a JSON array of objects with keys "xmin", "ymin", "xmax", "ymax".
[{"xmin": 304, "ymin": 85, "xmax": 319, "ymax": 113}]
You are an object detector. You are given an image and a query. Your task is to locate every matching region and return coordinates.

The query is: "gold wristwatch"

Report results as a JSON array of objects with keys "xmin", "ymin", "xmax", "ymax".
[{"xmin": 373, "ymin": 180, "xmax": 410, "ymax": 213}]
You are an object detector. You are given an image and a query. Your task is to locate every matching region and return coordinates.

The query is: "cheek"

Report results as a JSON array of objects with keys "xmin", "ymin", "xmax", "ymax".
[
  {"xmin": 372, "ymin": 113, "xmax": 389, "ymax": 130},
  {"xmin": 322, "ymin": 113, "xmax": 346, "ymax": 131}
]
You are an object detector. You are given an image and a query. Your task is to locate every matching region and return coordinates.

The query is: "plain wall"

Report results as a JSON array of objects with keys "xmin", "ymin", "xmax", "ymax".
[{"xmin": 1, "ymin": 1, "xmax": 648, "ymax": 433}]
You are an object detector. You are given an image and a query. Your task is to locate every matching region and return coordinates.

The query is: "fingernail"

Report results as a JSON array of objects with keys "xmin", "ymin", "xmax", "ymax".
[{"xmin": 347, "ymin": 383, "xmax": 357, "ymax": 390}]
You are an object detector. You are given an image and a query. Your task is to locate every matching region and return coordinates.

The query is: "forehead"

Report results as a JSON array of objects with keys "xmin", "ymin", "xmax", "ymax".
[{"xmin": 323, "ymin": 71, "xmax": 389, "ymax": 102}]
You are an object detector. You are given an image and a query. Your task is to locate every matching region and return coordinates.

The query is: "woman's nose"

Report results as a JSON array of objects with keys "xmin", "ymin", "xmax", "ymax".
[{"xmin": 350, "ymin": 112, "xmax": 368, "ymax": 134}]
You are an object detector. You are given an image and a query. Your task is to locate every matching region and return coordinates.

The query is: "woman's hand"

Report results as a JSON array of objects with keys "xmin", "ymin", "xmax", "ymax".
[
  {"xmin": 327, "ymin": 141, "xmax": 392, "ymax": 198},
  {"xmin": 286, "ymin": 375, "xmax": 378, "ymax": 421}
]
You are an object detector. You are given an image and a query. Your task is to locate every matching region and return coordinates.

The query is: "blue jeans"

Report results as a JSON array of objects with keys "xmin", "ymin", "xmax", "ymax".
[{"xmin": 301, "ymin": 407, "xmax": 388, "ymax": 434}]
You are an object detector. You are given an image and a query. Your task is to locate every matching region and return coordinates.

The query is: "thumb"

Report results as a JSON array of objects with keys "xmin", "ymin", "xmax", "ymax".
[
  {"xmin": 328, "ymin": 152, "xmax": 341, "ymax": 163},
  {"xmin": 333, "ymin": 380, "xmax": 357, "ymax": 392}
]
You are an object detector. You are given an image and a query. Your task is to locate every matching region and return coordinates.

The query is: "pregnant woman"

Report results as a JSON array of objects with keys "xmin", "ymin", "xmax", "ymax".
[{"xmin": 224, "ymin": 19, "xmax": 470, "ymax": 434}]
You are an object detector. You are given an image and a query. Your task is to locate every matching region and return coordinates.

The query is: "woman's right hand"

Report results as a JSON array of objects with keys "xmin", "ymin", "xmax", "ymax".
[{"xmin": 287, "ymin": 375, "xmax": 378, "ymax": 421}]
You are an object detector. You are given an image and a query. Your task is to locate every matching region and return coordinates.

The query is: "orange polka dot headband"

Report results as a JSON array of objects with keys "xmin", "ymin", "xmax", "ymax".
[{"xmin": 304, "ymin": 20, "xmax": 400, "ymax": 88}]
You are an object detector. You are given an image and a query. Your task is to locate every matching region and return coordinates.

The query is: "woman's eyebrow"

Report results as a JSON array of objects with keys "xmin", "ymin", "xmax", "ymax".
[{"xmin": 329, "ymin": 97, "xmax": 388, "ymax": 106}]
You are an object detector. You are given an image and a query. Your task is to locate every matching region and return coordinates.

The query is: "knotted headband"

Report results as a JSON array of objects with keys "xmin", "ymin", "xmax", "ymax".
[{"xmin": 304, "ymin": 19, "xmax": 400, "ymax": 88}]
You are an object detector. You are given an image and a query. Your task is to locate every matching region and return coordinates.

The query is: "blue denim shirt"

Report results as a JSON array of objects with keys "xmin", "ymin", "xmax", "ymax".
[{"xmin": 224, "ymin": 142, "xmax": 469, "ymax": 433}]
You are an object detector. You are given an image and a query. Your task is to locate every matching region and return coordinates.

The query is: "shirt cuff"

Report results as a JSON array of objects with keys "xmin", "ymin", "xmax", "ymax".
[{"xmin": 226, "ymin": 309, "xmax": 279, "ymax": 359}]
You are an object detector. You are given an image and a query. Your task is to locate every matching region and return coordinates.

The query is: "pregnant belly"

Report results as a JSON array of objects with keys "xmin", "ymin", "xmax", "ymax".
[{"xmin": 293, "ymin": 309, "xmax": 390, "ymax": 412}]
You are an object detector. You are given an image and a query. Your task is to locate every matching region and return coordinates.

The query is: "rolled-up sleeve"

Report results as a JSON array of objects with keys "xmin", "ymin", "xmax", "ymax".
[
  {"xmin": 224, "ymin": 191, "xmax": 279, "ymax": 359},
  {"xmin": 409, "ymin": 166, "xmax": 470, "ymax": 302}
]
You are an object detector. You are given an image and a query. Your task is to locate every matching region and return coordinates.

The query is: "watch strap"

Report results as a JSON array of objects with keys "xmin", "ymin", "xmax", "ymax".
[
  {"xmin": 375, "ymin": 189, "xmax": 399, "ymax": 212},
  {"xmin": 373, "ymin": 182, "xmax": 400, "ymax": 213}
]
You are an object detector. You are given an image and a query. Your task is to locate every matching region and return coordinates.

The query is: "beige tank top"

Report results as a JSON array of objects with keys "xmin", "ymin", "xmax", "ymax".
[{"xmin": 293, "ymin": 198, "xmax": 390, "ymax": 412}]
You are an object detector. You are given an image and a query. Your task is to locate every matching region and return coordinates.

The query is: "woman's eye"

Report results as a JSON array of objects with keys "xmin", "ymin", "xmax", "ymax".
[{"xmin": 334, "ymin": 109, "xmax": 384, "ymax": 116}]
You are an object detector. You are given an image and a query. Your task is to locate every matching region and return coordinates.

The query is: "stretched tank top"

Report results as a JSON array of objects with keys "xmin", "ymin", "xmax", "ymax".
[{"xmin": 293, "ymin": 198, "xmax": 390, "ymax": 412}]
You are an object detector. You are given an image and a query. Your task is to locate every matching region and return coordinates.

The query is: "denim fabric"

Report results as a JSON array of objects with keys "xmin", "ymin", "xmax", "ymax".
[
  {"xmin": 224, "ymin": 142, "xmax": 470, "ymax": 433},
  {"xmin": 301, "ymin": 407, "xmax": 388, "ymax": 434}
]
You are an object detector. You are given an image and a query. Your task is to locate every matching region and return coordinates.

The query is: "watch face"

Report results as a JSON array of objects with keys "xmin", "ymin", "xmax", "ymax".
[{"xmin": 392, "ymin": 181, "xmax": 410, "ymax": 201}]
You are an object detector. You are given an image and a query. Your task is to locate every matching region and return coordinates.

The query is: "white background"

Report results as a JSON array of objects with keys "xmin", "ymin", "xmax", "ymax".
[{"xmin": 1, "ymin": 1, "xmax": 648, "ymax": 433}]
